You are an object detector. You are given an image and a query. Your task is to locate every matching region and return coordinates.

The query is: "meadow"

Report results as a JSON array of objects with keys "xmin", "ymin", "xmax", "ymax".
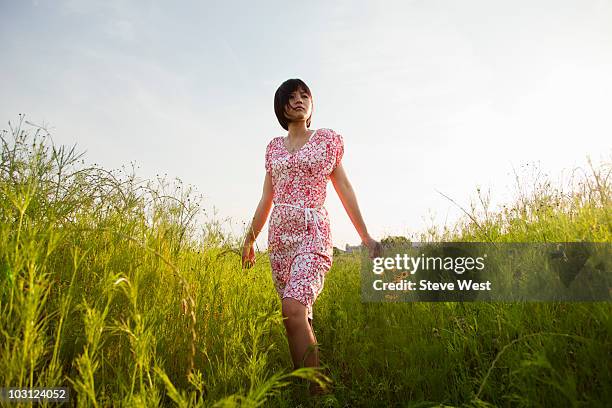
[{"xmin": 0, "ymin": 115, "xmax": 610, "ymax": 407}]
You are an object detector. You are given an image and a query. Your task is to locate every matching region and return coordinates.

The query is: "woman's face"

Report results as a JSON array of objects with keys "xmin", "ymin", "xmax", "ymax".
[{"xmin": 284, "ymin": 87, "xmax": 312, "ymax": 123}]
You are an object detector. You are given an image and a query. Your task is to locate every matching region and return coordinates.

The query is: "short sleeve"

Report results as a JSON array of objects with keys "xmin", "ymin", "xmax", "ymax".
[
  {"xmin": 331, "ymin": 131, "xmax": 344, "ymax": 171},
  {"xmin": 265, "ymin": 140, "xmax": 272, "ymax": 174}
]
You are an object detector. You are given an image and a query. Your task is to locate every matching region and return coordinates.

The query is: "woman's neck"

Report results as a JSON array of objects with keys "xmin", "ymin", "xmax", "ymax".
[{"xmin": 286, "ymin": 122, "xmax": 310, "ymax": 140}]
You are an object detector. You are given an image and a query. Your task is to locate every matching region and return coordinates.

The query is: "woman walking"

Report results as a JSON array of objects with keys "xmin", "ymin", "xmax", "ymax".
[{"xmin": 242, "ymin": 78, "xmax": 381, "ymax": 395}]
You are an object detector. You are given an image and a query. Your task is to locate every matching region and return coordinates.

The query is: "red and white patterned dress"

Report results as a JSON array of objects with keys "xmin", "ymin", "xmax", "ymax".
[{"xmin": 265, "ymin": 128, "xmax": 344, "ymax": 321}]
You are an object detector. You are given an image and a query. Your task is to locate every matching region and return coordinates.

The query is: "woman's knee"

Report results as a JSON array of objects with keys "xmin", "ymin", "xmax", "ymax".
[{"xmin": 282, "ymin": 297, "xmax": 307, "ymax": 324}]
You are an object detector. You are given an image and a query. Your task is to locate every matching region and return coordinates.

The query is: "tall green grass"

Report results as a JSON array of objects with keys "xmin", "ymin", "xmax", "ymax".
[{"xmin": 0, "ymin": 115, "xmax": 610, "ymax": 407}]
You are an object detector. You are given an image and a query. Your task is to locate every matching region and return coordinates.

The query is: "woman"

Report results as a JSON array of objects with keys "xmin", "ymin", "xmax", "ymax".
[{"xmin": 242, "ymin": 78, "xmax": 381, "ymax": 395}]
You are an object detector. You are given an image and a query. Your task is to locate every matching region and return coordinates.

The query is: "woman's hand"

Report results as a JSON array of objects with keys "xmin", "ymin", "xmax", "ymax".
[
  {"xmin": 242, "ymin": 241, "xmax": 256, "ymax": 269},
  {"xmin": 361, "ymin": 235, "xmax": 382, "ymax": 259}
]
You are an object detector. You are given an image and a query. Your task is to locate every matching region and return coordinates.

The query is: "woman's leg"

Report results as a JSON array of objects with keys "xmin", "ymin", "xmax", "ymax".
[
  {"xmin": 308, "ymin": 317, "xmax": 316, "ymax": 341},
  {"xmin": 282, "ymin": 253, "xmax": 331, "ymax": 394},
  {"xmin": 282, "ymin": 298, "xmax": 319, "ymax": 369}
]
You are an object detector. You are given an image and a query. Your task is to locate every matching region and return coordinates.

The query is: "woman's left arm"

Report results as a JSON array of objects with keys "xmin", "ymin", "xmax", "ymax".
[{"xmin": 330, "ymin": 163, "xmax": 382, "ymax": 258}]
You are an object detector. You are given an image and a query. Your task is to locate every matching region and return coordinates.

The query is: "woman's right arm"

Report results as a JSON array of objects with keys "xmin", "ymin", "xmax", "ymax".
[{"xmin": 242, "ymin": 171, "xmax": 273, "ymax": 268}]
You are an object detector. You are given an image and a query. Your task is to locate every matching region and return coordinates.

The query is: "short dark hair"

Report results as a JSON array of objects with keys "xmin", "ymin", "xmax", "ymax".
[{"xmin": 274, "ymin": 79, "xmax": 313, "ymax": 130}]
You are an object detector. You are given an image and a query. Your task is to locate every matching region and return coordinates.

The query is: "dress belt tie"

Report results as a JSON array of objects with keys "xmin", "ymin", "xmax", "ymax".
[{"xmin": 274, "ymin": 203, "xmax": 324, "ymax": 248}]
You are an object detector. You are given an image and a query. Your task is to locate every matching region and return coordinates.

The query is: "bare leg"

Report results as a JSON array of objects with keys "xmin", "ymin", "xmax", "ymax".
[
  {"xmin": 308, "ymin": 318, "xmax": 317, "ymax": 343},
  {"xmin": 306, "ymin": 317, "xmax": 327, "ymax": 395},
  {"xmin": 281, "ymin": 254, "xmax": 331, "ymax": 395},
  {"xmin": 282, "ymin": 298, "xmax": 319, "ymax": 370}
]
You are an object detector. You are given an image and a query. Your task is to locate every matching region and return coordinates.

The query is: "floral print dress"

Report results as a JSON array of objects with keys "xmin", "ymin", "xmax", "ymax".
[{"xmin": 265, "ymin": 128, "xmax": 344, "ymax": 321}]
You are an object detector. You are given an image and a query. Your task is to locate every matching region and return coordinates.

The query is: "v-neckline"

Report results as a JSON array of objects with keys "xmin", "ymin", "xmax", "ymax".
[{"xmin": 281, "ymin": 129, "xmax": 317, "ymax": 156}]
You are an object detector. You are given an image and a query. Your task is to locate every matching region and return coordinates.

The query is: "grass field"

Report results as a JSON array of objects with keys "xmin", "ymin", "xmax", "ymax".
[{"xmin": 1, "ymin": 116, "xmax": 610, "ymax": 407}]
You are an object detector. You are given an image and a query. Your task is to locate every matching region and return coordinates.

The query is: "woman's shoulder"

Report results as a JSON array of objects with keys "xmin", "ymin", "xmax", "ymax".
[
  {"xmin": 315, "ymin": 128, "xmax": 341, "ymax": 139},
  {"xmin": 316, "ymin": 128, "xmax": 343, "ymax": 146},
  {"xmin": 266, "ymin": 136, "xmax": 282, "ymax": 149}
]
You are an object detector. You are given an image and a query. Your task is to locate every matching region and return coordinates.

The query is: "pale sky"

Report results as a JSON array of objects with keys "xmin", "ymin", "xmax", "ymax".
[{"xmin": 1, "ymin": 0, "xmax": 610, "ymax": 249}]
